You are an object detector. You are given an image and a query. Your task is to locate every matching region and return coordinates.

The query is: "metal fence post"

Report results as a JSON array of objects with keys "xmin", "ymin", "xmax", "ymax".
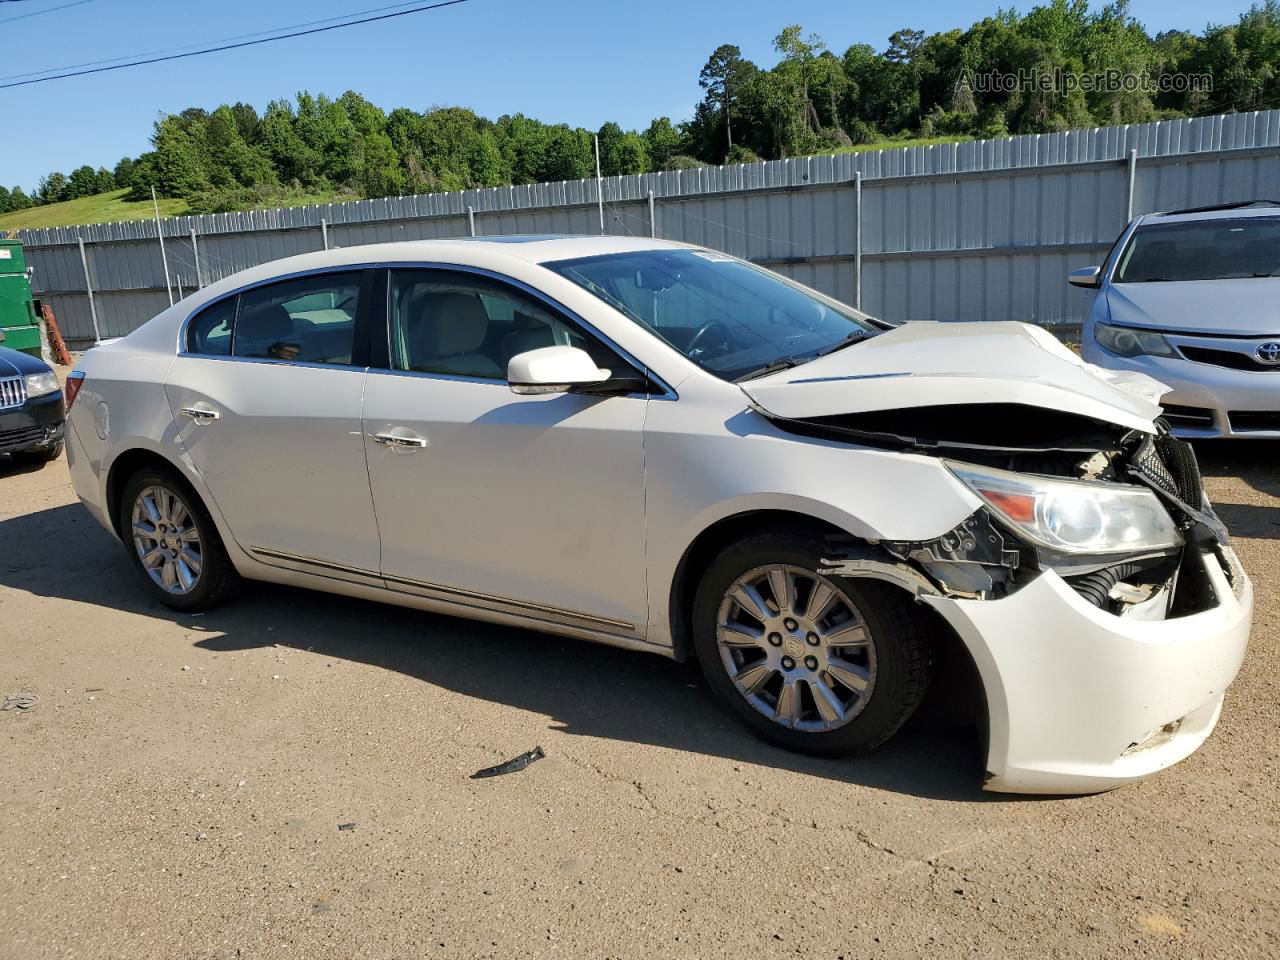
[
  {"xmin": 190, "ymin": 228, "xmax": 203, "ymax": 288},
  {"xmin": 320, "ymin": 218, "xmax": 330, "ymax": 250},
  {"xmin": 467, "ymin": 205, "xmax": 476, "ymax": 236},
  {"xmin": 77, "ymin": 236, "xmax": 102, "ymax": 344},
  {"xmin": 854, "ymin": 172, "xmax": 863, "ymax": 310},
  {"xmin": 648, "ymin": 191, "xmax": 657, "ymax": 238},
  {"xmin": 151, "ymin": 186, "xmax": 173, "ymax": 306},
  {"xmin": 1125, "ymin": 149, "xmax": 1138, "ymax": 221}
]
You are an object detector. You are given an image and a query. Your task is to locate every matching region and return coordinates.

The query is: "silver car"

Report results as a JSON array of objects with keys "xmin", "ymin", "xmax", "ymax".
[{"xmin": 1070, "ymin": 200, "xmax": 1280, "ymax": 438}]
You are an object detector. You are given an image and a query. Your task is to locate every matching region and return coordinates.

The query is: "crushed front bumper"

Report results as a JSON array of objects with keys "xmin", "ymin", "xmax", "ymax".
[{"xmin": 923, "ymin": 545, "xmax": 1251, "ymax": 794}]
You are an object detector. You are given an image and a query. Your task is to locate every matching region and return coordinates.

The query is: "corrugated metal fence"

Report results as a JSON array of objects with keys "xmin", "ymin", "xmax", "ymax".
[{"xmin": 18, "ymin": 109, "xmax": 1280, "ymax": 346}]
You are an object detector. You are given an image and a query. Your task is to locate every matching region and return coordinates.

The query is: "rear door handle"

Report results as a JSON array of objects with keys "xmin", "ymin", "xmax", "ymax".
[
  {"xmin": 180, "ymin": 405, "xmax": 220, "ymax": 423},
  {"xmin": 372, "ymin": 430, "xmax": 427, "ymax": 449}
]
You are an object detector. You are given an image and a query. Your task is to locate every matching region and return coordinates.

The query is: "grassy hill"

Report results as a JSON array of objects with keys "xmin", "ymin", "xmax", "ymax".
[{"xmin": 0, "ymin": 189, "xmax": 190, "ymax": 231}]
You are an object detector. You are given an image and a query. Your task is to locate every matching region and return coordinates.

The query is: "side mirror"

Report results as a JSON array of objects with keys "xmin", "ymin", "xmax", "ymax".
[
  {"xmin": 508, "ymin": 346, "xmax": 610, "ymax": 396},
  {"xmin": 1068, "ymin": 265, "xmax": 1102, "ymax": 288},
  {"xmin": 0, "ymin": 329, "xmax": 6, "ymax": 342}
]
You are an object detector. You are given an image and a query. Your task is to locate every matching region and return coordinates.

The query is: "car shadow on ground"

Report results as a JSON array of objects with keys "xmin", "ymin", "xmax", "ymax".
[
  {"xmin": 1193, "ymin": 440, "xmax": 1280, "ymax": 541},
  {"xmin": 2, "ymin": 501, "xmax": 998, "ymax": 803}
]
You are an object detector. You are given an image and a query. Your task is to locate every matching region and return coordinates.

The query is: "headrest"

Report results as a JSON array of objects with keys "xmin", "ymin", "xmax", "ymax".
[
  {"xmin": 238, "ymin": 304, "xmax": 294, "ymax": 342},
  {"xmin": 410, "ymin": 291, "xmax": 489, "ymax": 357}
]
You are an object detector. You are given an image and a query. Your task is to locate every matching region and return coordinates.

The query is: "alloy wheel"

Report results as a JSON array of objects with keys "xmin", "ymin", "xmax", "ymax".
[
  {"xmin": 131, "ymin": 485, "xmax": 203, "ymax": 595},
  {"xmin": 715, "ymin": 564, "xmax": 877, "ymax": 733}
]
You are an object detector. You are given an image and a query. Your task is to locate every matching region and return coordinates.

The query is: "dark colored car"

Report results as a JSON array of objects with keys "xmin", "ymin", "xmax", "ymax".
[{"xmin": 0, "ymin": 331, "xmax": 66, "ymax": 466}]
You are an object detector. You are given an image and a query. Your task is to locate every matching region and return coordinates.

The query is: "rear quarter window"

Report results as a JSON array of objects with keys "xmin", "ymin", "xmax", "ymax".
[{"xmin": 186, "ymin": 297, "xmax": 236, "ymax": 355}]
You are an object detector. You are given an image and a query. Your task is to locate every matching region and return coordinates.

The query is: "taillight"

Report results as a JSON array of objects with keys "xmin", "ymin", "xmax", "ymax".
[{"xmin": 65, "ymin": 372, "xmax": 85, "ymax": 411}]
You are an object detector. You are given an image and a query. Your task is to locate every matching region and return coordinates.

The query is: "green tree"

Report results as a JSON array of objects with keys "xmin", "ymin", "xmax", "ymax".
[
  {"xmin": 699, "ymin": 44, "xmax": 756, "ymax": 159},
  {"xmin": 36, "ymin": 172, "xmax": 69, "ymax": 205},
  {"xmin": 642, "ymin": 117, "xmax": 684, "ymax": 168}
]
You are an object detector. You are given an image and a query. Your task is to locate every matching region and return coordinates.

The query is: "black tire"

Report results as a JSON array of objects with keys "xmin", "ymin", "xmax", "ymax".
[
  {"xmin": 118, "ymin": 467, "xmax": 240, "ymax": 612},
  {"xmin": 10, "ymin": 441, "xmax": 63, "ymax": 465},
  {"xmin": 692, "ymin": 530, "xmax": 932, "ymax": 758}
]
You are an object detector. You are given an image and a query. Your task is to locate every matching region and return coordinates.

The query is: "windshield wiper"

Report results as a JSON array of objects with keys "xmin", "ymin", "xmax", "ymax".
[
  {"xmin": 814, "ymin": 331, "xmax": 868, "ymax": 357},
  {"xmin": 734, "ymin": 355, "xmax": 805, "ymax": 382}
]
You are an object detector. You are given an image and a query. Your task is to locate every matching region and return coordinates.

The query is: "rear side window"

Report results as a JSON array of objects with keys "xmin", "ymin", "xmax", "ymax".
[
  {"xmin": 233, "ymin": 272, "xmax": 363, "ymax": 364},
  {"xmin": 187, "ymin": 297, "xmax": 235, "ymax": 355}
]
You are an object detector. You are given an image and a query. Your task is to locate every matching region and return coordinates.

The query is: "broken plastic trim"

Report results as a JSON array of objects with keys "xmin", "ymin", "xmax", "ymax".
[
  {"xmin": 471, "ymin": 745, "xmax": 546, "ymax": 779},
  {"xmin": 819, "ymin": 514, "xmax": 1026, "ymax": 601}
]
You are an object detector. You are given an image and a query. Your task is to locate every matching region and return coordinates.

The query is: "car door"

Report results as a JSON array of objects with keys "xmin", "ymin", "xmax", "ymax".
[
  {"xmin": 361, "ymin": 267, "xmax": 650, "ymax": 638},
  {"xmin": 165, "ymin": 269, "xmax": 382, "ymax": 582}
]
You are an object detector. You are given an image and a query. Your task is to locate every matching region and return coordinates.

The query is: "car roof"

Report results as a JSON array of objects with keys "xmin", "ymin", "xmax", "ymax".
[
  {"xmin": 1140, "ymin": 202, "xmax": 1280, "ymax": 226},
  {"xmin": 178, "ymin": 235, "xmax": 695, "ymax": 310}
]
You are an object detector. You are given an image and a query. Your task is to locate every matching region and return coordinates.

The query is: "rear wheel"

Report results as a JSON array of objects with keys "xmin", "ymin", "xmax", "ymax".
[
  {"xmin": 692, "ymin": 531, "xmax": 931, "ymax": 757},
  {"xmin": 119, "ymin": 468, "xmax": 239, "ymax": 611}
]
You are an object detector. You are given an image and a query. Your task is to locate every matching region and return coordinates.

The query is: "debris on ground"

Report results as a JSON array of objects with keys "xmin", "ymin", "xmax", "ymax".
[
  {"xmin": 1, "ymin": 693, "xmax": 38, "ymax": 711},
  {"xmin": 471, "ymin": 745, "xmax": 546, "ymax": 780},
  {"xmin": 338, "ymin": 822, "xmax": 357, "ymax": 831}
]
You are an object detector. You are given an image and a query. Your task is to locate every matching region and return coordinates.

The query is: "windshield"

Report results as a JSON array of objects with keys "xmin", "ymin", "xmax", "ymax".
[
  {"xmin": 1114, "ymin": 217, "xmax": 1280, "ymax": 282},
  {"xmin": 546, "ymin": 248, "xmax": 880, "ymax": 381}
]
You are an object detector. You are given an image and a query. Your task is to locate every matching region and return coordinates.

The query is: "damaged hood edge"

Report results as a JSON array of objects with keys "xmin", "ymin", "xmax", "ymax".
[{"xmin": 740, "ymin": 321, "xmax": 1169, "ymax": 434}]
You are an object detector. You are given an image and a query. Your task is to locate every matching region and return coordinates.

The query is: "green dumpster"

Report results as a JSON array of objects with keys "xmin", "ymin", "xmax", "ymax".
[{"xmin": 0, "ymin": 239, "xmax": 42, "ymax": 357}]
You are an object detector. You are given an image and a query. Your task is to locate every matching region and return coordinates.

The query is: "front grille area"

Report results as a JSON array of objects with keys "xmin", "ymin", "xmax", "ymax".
[
  {"xmin": 1229, "ymin": 411, "xmax": 1280, "ymax": 432},
  {"xmin": 1161, "ymin": 403, "xmax": 1215, "ymax": 428},
  {"xmin": 1180, "ymin": 345, "xmax": 1280, "ymax": 372},
  {"xmin": 0, "ymin": 425, "xmax": 45, "ymax": 452},
  {"xmin": 0, "ymin": 376, "xmax": 26, "ymax": 410}
]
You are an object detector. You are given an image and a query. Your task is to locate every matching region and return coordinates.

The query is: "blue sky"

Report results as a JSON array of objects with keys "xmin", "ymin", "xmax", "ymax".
[{"xmin": 0, "ymin": 0, "xmax": 1256, "ymax": 193}]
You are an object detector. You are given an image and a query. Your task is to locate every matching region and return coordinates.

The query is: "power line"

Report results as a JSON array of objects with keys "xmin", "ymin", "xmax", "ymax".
[
  {"xmin": 0, "ymin": 0, "xmax": 442, "ymax": 83},
  {"xmin": 0, "ymin": 0, "xmax": 471, "ymax": 89},
  {"xmin": 0, "ymin": 0, "xmax": 91, "ymax": 23}
]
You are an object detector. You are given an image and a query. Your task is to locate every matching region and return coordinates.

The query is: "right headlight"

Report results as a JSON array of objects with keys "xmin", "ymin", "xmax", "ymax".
[
  {"xmin": 946, "ymin": 461, "xmax": 1183, "ymax": 555},
  {"xmin": 1094, "ymin": 322, "xmax": 1176, "ymax": 359}
]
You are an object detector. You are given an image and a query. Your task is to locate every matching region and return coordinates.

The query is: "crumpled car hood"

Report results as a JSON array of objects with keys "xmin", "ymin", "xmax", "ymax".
[
  {"xmin": 741, "ymin": 321, "xmax": 1168, "ymax": 434},
  {"xmin": 1106, "ymin": 279, "xmax": 1280, "ymax": 336}
]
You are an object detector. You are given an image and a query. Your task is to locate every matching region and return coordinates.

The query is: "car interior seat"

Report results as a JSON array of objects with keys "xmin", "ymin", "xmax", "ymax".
[{"xmin": 406, "ymin": 290, "xmax": 504, "ymax": 378}]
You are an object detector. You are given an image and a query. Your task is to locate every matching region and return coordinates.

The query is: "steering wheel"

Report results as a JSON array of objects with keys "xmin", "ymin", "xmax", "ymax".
[{"xmin": 686, "ymin": 320, "xmax": 732, "ymax": 359}]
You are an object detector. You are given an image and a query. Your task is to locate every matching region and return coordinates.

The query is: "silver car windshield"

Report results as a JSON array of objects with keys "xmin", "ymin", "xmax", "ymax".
[
  {"xmin": 1115, "ymin": 217, "xmax": 1280, "ymax": 282},
  {"xmin": 546, "ymin": 249, "xmax": 880, "ymax": 381}
]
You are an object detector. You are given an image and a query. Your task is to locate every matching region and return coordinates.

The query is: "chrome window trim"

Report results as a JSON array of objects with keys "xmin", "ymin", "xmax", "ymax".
[
  {"xmin": 173, "ymin": 353, "xmax": 371, "ymax": 374},
  {"xmin": 176, "ymin": 260, "xmax": 676, "ymax": 400}
]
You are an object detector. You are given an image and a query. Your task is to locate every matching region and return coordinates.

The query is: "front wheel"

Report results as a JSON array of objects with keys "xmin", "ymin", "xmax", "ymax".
[
  {"xmin": 119, "ymin": 468, "xmax": 239, "ymax": 611},
  {"xmin": 692, "ymin": 531, "xmax": 931, "ymax": 757},
  {"xmin": 10, "ymin": 441, "xmax": 63, "ymax": 465}
]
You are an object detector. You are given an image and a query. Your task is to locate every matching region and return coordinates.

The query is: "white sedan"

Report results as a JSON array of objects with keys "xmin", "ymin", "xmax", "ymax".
[{"xmin": 64, "ymin": 236, "xmax": 1252, "ymax": 794}]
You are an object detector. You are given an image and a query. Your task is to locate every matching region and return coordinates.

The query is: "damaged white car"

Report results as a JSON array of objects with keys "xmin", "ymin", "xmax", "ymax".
[{"xmin": 64, "ymin": 237, "xmax": 1252, "ymax": 794}]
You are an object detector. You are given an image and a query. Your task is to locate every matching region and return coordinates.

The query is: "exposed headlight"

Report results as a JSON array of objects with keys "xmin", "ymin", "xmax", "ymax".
[
  {"xmin": 1094, "ymin": 322, "xmax": 1176, "ymax": 358},
  {"xmin": 25, "ymin": 370, "xmax": 60, "ymax": 398},
  {"xmin": 946, "ymin": 461, "xmax": 1182, "ymax": 555}
]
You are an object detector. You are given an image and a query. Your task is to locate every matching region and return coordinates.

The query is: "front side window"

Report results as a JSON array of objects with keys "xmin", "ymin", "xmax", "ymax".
[
  {"xmin": 546, "ymin": 249, "xmax": 880, "ymax": 382},
  {"xmin": 1114, "ymin": 217, "xmax": 1280, "ymax": 283},
  {"xmin": 388, "ymin": 269, "xmax": 621, "ymax": 379},
  {"xmin": 231, "ymin": 272, "xmax": 362, "ymax": 364}
]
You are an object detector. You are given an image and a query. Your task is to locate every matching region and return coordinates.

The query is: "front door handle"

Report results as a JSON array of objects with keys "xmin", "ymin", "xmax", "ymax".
[
  {"xmin": 372, "ymin": 430, "xmax": 428, "ymax": 449},
  {"xmin": 180, "ymin": 405, "xmax": 220, "ymax": 423}
]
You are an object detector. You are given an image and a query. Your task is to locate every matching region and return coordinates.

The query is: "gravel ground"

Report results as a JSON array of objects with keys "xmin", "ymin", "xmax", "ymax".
[{"xmin": 0, "ymin": 442, "xmax": 1276, "ymax": 960}]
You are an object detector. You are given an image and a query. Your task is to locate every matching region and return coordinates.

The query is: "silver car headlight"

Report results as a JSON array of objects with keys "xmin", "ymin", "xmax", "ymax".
[
  {"xmin": 946, "ymin": 461, "xmax": 1183, "ymax": 555},
  {"xmin": 1094, "ymin": 322, "xmax": 1176, "ymax": 359},
  {"xmin": 25, "ymin": 370, "xmax": 60, "ymax": 398}
]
